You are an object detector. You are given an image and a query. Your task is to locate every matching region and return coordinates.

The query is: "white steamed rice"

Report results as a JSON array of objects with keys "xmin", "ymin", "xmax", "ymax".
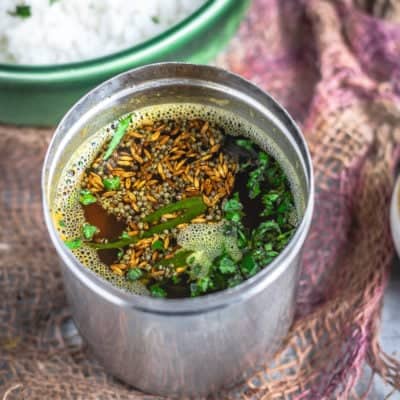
[{"xmin": 0, "ymin": 0, "xmax": 206, "ymax": 65}]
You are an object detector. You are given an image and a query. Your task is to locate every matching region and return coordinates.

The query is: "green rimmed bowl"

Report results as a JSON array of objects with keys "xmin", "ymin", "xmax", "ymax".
[{"xmin": 0, "ymin": 0, "xmax": 250, "ymax": 126}]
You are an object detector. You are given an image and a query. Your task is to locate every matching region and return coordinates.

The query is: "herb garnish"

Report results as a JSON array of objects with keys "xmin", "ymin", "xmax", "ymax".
[
  {"xmin": 103, "ymin": 176, "xmax": 120, "ymax": 191},
  {"xmin": 79, "ymin": 189, "xmax": 96, "ymax": 205},
  {"xmin": 151, "ymin": 239, "xmax": 164, "ymax": 251},
  {"xmin": 150, "ymin": 284, "xmax": 167, "ymax": 298},
  {"xmin": 247, "ymin": 152, "xmax": 269, "ymax": 199},
  {"xmin": 8, "ymin": 5, "xmax": 31, "ymax": 18},
  {"xmin": 64, "ymin": 238, "xmax": 82, "ymax": 250},
  {"xmin": 103, "ymin": 115, "xmax": 131, "ymax": 160},
  {"xmin": 127, "ymin": 268, "xmax": 143, "ymax": 281},
  {"xmin": 88, "ymin": 196, "xmax": 206, "ymax": 250},
  {"xmin": 223, "ymin": 192, "xmax": 244, "ymax": 222},
  {"xmin": 65, "ymin": 223, "xmax": 99, "ymax": 250},
  {"xmin": 235, "ymin": 138, "xmax": 254, "ymax": 152},
  {"xmin": 185, "ymin": 143, "xmax": 296, "ymax": 297},
  {"xmin": 218, "ymin": 256, "xmax": 237, "ymax": 274},
  {"xmin": 120, "ymin": 231, "xmax": 130, "ymax": 240},
  {"xmin": 82, "ymin": 223, "xmax": 99, "ymax": 240},
  {"xmin": 186, "ymin": 193, "xmax": 246, "ymax": 297}
]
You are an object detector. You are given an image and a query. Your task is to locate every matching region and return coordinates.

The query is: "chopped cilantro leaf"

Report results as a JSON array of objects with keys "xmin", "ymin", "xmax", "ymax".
[
  {"xmin": 127, "ymin": 268, "xmax": 143, "ymax": 281},
  {"xmin": 223, "ymin": 192, "xmax": 243, "ymax": 213},
  {"xmin": 240, "ymin": 253, "xmax": 258, "ymax": 277},
  {"xmin": 172, "ymin": 275, "xmax": 181, "ymax": 285},
  {"xmin": 235, "ymin": 139, "xmax": 254, "ymax": 151},
  {"xmin": 8, "ymin": 5, "xmax": 31, "ymax": 18},
  {"xmin": 150, "ymin": 285, "xmax": 167, "ymax": 298},
  {"xmin": 151, "ymin": 239, "xmax": 164, "ymax": 251},
  {"xmin": 64, "ymin": 238, "xmax": 82, "ymax": 250},
  {"xmin": 79, "ymin": 189, "xmax": 96, "ymax": 206},
  {"xmin": 120, "ymin": 231, "xmax": 130, "ymax": 240},
  {"xmin": 82, "ymin": 223, "xmax": 99, "ymax": 240},
  {"xmin": 218, "ymin": 256, "xmax": 237, "ymax": 274},
  {"xmin": 103, "ymin": 176, "xmax": 120, "ymax": 191}
]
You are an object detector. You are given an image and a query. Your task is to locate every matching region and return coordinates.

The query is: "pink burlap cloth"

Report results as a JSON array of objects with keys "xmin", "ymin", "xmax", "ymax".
[{"xmin": 2, "ymin": 0, "xmax": 400, "ymax": 398}]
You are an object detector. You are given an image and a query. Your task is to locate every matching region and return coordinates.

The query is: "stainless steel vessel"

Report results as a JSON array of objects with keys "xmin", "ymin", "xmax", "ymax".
[{"xmin": 42, "ymin": 63, "xmax": 314, "ymax": 397}]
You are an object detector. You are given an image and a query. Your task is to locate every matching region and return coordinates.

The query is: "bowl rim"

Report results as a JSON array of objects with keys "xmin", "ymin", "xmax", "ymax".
[
  {"xmin": 390, "ymin": 176, "xmax": 400, "ymax": 254},
  {"xmin": 0, "ymin": 0, "xmax": 234, "ymax": 82},
  {"xmin": 42, "ymin": 62, "xmax": 315, "ymax": 315}
]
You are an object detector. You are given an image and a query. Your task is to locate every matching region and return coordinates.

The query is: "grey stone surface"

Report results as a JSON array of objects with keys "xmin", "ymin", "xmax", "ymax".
[{"xmin": 368, "ymin": 259, "xmax": 400, "ymax": 399}]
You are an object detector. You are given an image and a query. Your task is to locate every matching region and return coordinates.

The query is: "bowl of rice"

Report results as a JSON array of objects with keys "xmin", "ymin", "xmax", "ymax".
[{"xmin": 0, "ymin": 0, "xmax": 250, "ymax": 126}]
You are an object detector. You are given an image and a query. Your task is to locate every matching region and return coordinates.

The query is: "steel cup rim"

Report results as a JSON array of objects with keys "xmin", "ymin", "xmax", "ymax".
[{"xmin": 42, "ymin": 62, "xmax": 314, "ymax": 315}]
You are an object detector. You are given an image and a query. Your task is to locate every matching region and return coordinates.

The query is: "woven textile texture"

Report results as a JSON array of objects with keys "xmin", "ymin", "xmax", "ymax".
[{"xmin": 2, "ymin": 0, "xmax": 400, "ymax": 398}]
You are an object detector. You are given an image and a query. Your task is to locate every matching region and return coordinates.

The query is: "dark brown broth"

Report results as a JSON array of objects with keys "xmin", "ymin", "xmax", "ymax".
[
  {"xmin": 233, "ymin": 170, "xmax": 264, "ymax": 231},
  {"xmin": 83, "ymin": 203, "xmax": 125, "ymax": 265}
]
